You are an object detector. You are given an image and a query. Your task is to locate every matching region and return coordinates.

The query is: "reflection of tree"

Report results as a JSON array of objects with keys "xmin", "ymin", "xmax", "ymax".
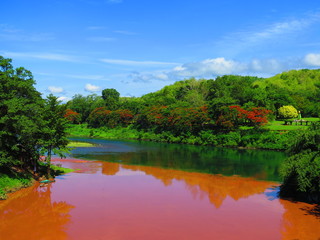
[
  {"xmin": 101, "ymin": 162, "xmax": 120, "ymax": 175},
  {"xmin": 72, "ymin": 142, "xmax": 285, "ymax": 181},
  {"xmin": 121, "ymin": 164, "xmax": 275, "ymax": 208},
  {"xmin": 0, "ymin": 184, "xmax": 74, "ymax": 240},
  {"xmin": 280, "ymin": 199, "xmax": 320, "ymax": 240}
]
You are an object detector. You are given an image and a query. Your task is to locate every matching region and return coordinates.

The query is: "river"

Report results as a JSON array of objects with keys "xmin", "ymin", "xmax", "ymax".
[{"xmin": 0, "ymin": 139, "xmax": 319, "ymax": 240}]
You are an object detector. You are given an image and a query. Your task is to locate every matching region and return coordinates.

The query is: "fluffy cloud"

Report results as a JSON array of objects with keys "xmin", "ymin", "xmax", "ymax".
[
  {"xmin": 172, "ymin": 58, "xmax": 246, "ymax": 77},
  {"xmin": 304, "ymin": 53, "xmax": 320, "ymax": 66},
  {"xmin": 57, "ymin": 96, "xmax": 71, "ymax": 102},
  {"xmin": 85, "ymin": 83, "xmax": 101, "ymax": 92},
  {"xmin": 128, "ymin": 57, "xmax": 287, "ymax": 83},
  {"xmin": 48, "ymin": 86, "xmax": 64, "ymax": 93}
]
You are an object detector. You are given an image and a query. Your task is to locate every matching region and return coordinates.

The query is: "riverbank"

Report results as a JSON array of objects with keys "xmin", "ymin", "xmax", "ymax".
[
  {"xmin": 0, "ymin": 164, "xmax": 73, "ymax": 200},
  {"xmin": 66, "ymin": 124, "xmax": 297, "ymax": 150}
]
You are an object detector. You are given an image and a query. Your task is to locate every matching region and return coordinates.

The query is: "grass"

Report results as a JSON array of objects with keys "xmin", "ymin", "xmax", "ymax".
[
  {"xmin": 0, "ymin": 173, "xmax": 33, "ymax": 200},
  {"xmin": 51, "ymin": 164, "xmax": 75, "ymax": 174},
  {"xmin": 0, "ymin": 164, "xmax": 74, "ymax": 200},
  {"xmin": 264, "ymin": 118, "xmax": 320, "ymax": 131},
  {"xmin": 67, "ymin": 141, "xmax": 95, "ymax": 147}
]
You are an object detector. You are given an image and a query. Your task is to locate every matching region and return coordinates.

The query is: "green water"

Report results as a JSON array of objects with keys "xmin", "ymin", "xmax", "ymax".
[{"xmin": 69, "ymin": 138, "xmax": 286, "ymax": 181}]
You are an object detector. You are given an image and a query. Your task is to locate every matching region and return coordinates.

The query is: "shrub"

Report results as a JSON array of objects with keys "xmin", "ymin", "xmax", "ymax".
[{"xmin": 277, "ymin": 105, "xmax": 298, "ymax": 119}]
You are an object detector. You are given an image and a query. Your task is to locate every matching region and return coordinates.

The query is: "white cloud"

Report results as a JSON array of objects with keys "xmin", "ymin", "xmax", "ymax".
[
  {"xmin": 127, "ymin": 57, "xmax": 289, "ymax": 83},
  {"xmin": 101, "ymin": 58, "xmax": 180, "ymax": 66},
  {"xmin": 48, "ymin": 86, "xmax": 64, "ymax": 93},
  {"xmin": 1, "ymin": 51, "xmax": 78, "ymax": 62},
  {"xmin": 248, "ymin": 19, "xmax": 310, "ymax": 41},
  {"xmin": 128, "ymin": 72, "xmax": 154, "ymax": 82},
  {"xmin": 172, "ymin": 57, "xmax": 246, "ymax": 77},
  {"xmin": 57, "ymin": 96, "xmax": 71, "ymax": 102},
  {"xmin": 85, "ymin": 83, "xmax": 101, "ymax": 92},
  {"xmin": 304, "ymin": 53, "xmax": 320, "ymax": 66}
]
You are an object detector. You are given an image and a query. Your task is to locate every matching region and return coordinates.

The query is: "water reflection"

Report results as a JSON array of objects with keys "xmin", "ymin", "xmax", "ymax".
[
  {"xmin": 119, "ymin": 163, "xmax": 276, "ymax": 209},
  {"xmin": 280, "ymin": 200, "xmax": 320, "ymax": 240},
  {"xmin": 1, "ymin": 159, "xmax": 320, "ymax": 240},
  {"xmin": 70, "ymin": 138, "xmax": 286, "ymax": 181},
  {"xmin": 0, "ymin": 184, "xmax": 74, "ymax": 240}
]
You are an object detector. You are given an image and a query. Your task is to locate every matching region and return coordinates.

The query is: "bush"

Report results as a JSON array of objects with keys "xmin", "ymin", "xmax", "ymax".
[
  {"xmin": 277, "ymin": 105, "xmax": 298, "ymax": 119},
  {"xmin": 279, "ymin": 123, "xmax": 320, "ymax": 203}
]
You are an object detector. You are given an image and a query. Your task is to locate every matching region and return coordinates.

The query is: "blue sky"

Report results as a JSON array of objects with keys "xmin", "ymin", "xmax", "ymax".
[{"xmin": 1, "ymin": 0, "xmax": 320, "ymax": 101}]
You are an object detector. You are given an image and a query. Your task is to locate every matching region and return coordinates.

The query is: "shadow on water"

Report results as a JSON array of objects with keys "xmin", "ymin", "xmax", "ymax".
[
  {"xmin": 69, "ymin": 137, "xmax": 286, "ymax": 181},
  {"xmin": 301, "ymin": 205, "xmax": 320, "ymax": 219}
]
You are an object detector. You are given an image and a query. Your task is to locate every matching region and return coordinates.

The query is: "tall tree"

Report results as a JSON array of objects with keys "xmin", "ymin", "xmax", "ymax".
[
  {"xmin": 0, "ymin": 56, "xmax": 69, "ymax": 177},
  {"xmin": 102, "ymin": 88, "xmax": 120, "ymax": 110},
  {"xmin": 0, "ymin": 56, "xmax": 44, "ymax": 172},
  {"xmin": 41, "ymin": 94, "xmax": 69, "ymax": 176}
]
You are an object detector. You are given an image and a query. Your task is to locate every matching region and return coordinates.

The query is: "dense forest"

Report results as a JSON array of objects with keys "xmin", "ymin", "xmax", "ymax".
[
  {"xmin": 1, "ymin": 56, "xmax": 319, "ymax": 203},
  {"xmin": 66, "ymin": 70, "xmax": 320, "ymax": 128},
  {"xmin": 64, "ymin": 70, "xmax": 320, "ymax": 149}
]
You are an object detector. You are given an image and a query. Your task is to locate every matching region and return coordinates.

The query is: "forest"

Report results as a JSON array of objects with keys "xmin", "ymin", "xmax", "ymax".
[
  {"xmin": 65, "ymin": 70, "xmax": 320, "ymax": 149},
  {"xmin": 1, "ymin": 56, "xmax": 320, "ymax": 203}
]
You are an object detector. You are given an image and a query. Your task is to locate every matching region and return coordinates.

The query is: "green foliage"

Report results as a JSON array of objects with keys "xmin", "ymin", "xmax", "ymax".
[
  {"xmin": 133, "ymin": 104, "xmax": 210, "ymax": 135},
  {"xmin": 41, "ymin": 94, "xmax": 70, "ymax": 176},
  {"xmin": 277, "ymin": 105, "xmax": 298, "ymax": 119},
  {"xmin": 66, "ymin": 69, "xmax": 319, "ymax": 153},
  {"xmin": 254, "ymin": 69, "xmax": 320, "ymax": 116},
  {"xmin": 280, "ymin": 123, "xmax": 320, "ymax": 203},
  {"xmin": 66, "ymin": 94, "xmax": 104, "ymax": 123},
  {"xmin": 88, "ymin": 107, "xmax": 134, "ymax": 128},
  {"xmin": 102, "ymin": 88, "xmax": 120, "ymax": 110},
  {"xmin": 0, "ymin": 56, "xmax": 70, "ymax": 180},
  {"xmin": 0, "ymin": 56, "xmax": 45, "ymax": 170}
]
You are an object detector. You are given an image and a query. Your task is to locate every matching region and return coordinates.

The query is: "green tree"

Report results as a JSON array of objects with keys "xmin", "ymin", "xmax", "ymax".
[
  {"xmin": 102, "ymin": 88, "xmax": 120, "ymax": 110},
  {"xmin": 0, "ymin": 56, "xmax": 45, "ymax": 172},
  {"xmin": 279, "ymin": 123, "xmax": 320, "ymax": 203},
  {"xmin": 67, "ymin": 94, "xmax": 104, "ymax": 123},
  {"xmin": 0, "ymin": 56, "xmax": 69, "ymax": 178},
  {"xmin": 40, "ymin": 94, "xmax": 70, "ymax": 177}
]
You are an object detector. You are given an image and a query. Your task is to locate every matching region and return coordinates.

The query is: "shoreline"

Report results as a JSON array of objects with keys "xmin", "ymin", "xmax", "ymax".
[
  {"xmin": 0, "ymin": 162, "xmax": 74, "ymax": 200},
  {"xmin": 66, "ymin": 123, "xmax": 295, "ymax": 151}
]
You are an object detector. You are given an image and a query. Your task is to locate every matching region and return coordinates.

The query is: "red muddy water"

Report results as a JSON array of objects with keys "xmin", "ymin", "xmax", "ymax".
[{"xmin": 1, "ymin": 158, "xmax": 319, "ymax": 240}]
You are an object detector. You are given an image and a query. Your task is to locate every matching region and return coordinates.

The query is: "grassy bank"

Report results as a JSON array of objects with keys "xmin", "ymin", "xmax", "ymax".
[
  {"xmin": 67, "ymin": 141, "xmax": 96, "ymax": 147},
  {"xmin": 0, "ymin": 173, "xmax": 33, "ymax": 200},
  {"xmin": 0, "ymin": 164, "xmax": 74, "ymax": 200},
  {"xmin": 265, "ymin": 118, "xmax": 319, "ymax": 131},
  {"xmin": 67, "ymin": 124, "xmax": 297, "ymax": 150}
]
